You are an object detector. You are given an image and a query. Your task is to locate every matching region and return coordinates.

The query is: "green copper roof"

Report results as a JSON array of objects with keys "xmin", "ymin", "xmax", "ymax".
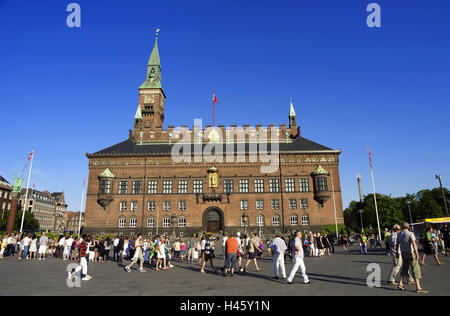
[
  {"xmin": 312, "ymin": 165, "xmax": 329, "ymax": 175},
  {"xmin": 134, "ymin": 105, "xmax": 142, "ymax": 120},
  {"xmin": 139, "ymin": 37, "xmax": 162, "ymax": 90},
  {"xmin": 98, "ymin": 168, "xmax": 117, "ymax": 179},
  {"xmin": 148, "ymin": 39, "xmax": 160, "ymax": 65},
  {"xmin": 289, "ymin": 99, "xmax": 296, "ymax": 117}
]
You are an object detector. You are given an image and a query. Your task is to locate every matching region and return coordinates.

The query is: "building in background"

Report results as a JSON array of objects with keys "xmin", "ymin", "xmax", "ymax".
[
  {"xmin": 19, "ymin": 189, "xmax": 69, "ymax": 232},
  {"xmin": 0, "ymin": 175, "xmax": 13, "ymax": 219},
  {"xmin": 84, "ymin": 35, "xmax": 344, "ymax": 237},
  {"xmin": 66, "ymin": 211, "xmax": 84, "ymax": 233},
  {"xmin": 52, "ymin": 192, "xmax": 68, "ymax": 232}
]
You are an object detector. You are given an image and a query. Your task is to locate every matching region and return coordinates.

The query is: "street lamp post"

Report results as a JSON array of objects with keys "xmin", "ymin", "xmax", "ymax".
[
  {"xmin": 242, "ymin": 213, "xmax": 249, "ymax": 235},
  {"xmin": 171, "ymin": 214, "xmax": 177, "ymax": 239},
  {"xmin": 359, "ymin": 210, "xmax": 364, "ymax": 233},
  {"xmin": 435, "ymin": 175, "xmax": 449, "ymax": 217},
  {"xmin": 406, "ymin": 200, "xmax": 413, "ymax": 225}
]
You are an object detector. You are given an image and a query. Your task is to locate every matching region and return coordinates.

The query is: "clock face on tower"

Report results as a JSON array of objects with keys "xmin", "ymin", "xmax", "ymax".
[{"xmin": 144, "ymin": 95, "xmax": 154, "ymax": 103}]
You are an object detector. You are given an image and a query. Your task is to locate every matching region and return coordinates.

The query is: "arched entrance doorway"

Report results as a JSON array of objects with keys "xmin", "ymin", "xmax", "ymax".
[{"xmin": 202, "ymin": 207, "xmax": 224, "ymax": 233}]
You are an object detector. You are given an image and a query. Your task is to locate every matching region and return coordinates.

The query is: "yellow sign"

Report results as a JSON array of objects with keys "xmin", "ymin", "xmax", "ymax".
[{"xmin": 425, "ymin": 217, "xmax": 450, "ymax": 223}]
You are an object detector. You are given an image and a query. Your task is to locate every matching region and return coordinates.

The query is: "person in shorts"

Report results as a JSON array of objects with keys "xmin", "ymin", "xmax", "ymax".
[
  {"xmin": 396, "ymin": 222, "xmax": 427, "ymax": 293},
  {"xmin": 200, "ymin": 235, "xmax": 216, "ymax": 273}
]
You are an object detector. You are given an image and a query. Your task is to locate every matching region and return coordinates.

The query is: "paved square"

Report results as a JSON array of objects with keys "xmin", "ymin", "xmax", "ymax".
[{"xmin": 0, "ymin": 246, "xmax": 448, "ymax": 296}]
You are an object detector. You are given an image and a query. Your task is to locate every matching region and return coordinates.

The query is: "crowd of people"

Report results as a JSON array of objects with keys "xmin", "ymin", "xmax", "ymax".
[{"xmin": 1, "ymin": 222, "xmax": 449, "ymax": 293}]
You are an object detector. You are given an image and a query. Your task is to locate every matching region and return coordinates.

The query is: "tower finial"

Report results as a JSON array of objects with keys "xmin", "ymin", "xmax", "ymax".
[{"xmin": 156, "ymin": 28, "xmax": 160, "ymax": 39}]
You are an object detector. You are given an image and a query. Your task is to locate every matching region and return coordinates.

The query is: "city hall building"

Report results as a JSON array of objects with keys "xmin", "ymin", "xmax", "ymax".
[{"xmin": 84, "ymin": 35, "xmax": 344, "ymax": 237}]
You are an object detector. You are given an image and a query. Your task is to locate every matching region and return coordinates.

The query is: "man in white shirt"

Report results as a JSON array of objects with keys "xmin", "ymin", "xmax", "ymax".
[
  {"xmin": 287, "ymin": 231, "xmax": 310, "ymax": 284},
  {"xmin": 64, "ymin": 236, "xmax": 74, "ymax": 260},
  {"xmin": 58, "ymin": 236, "xmax": 66, "ymax": 259},
  {"xmin": 38, "ymin": 232, "xmax": 48, "ymax": 260},
  {"xmin": 113, "ymin": 237, "xmax": 120, "ymax": 261},
  {"xmin": 270, "ymin": 233, "xmax": 287, "ymax": 279},
  {"xmin": 22, "ymin": 234, "xmax": 31, "ymax": 259},
  {"xmin": 222, "ymin": 234, "xmax": 228, "ymax": 256}
]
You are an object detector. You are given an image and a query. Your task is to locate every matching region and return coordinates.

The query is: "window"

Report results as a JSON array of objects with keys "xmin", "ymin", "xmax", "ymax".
[
  {"xmin": 301, "ymin": 215, "xmax": 309, "ymax": 225},
  {"xmin": 256, "ymin": 200, "xmax": 264, "ymax": 210},
  {"xmin": 118, "ymin": 217, "xmax": 126, "ymax": 228},
  {"xmin": 163, "ymin": 217, "xmax": 171, "ymax": 228},
  {"xmin": 130, "ymin": 217, "xmax": 137, "ymax": 228},
  {"xmin": 254, "ymin": 179, "xmax": 264, "ymax": 193},
  {"xmin": 147, "ymin": 217, "xmax": 155, "ymax": 228},
  {"xmin": 131, "ymin": 201, "xmax": 138, "ymax": 212},
  {"xmin": 240, "ymin": 200, "xmax": 248, "ymax": 210},
  {"xmin": 119, "ymin": 201, "xmax": 127, "ymax": 212},
  {"xmin": 178, "ymin": 216, "xmax": 186, "ymax": 227},
  {"xmin": 163, "ymin": 180, "xmax": 173, "ymax": 194},
  {"xmin": 239, "ymin": 179, "xmax": 249, "ymax": 193},
  {"xmin": 193, "ymin": 180, "xmax": 203, "ymax": 194},
  {"xmin": 272, "ymin": 216, "xmax": 280, "ymax": 226},
  {"xmin": 289, "ymin": 199, "xmax": 297, "ymax": 210},
  {"xmin": 148, "ymin": 201, "xmax": 155, "ymax": 211},
  {"xmin": 299, "ymin": 178, "xmax": 309, "ymax": 192},
  {"xmin": 316, "ymin": 177, "xmax": 328, "ymax": 192},
  {"xmin": 163, "ymin": 201, "xmax": 171, "ymax": 211},
  {"xmin": 118, "ymin": 181, "xmax": 128, "ymax": 194},
  {"xmin": 257, "ymin": 215, "xmax": 264, "ymax": 227},
  {"xmin": 224, "ymin": 180, "xmax": 234, "ymax": 193},
  {"xmin": 132, "ymin": 181, "xmax": 142, "ymax": 194},
  {"xmin": 148, "ymin": 180, "xmax": 158, "ymax": 194},
  {"xmin": 285, "ymin": 178, "xmax": 295, "ymax": 192},
  {"xmin": 290, "ymin": 215, "xmax": 298, "ymax": 226},
  {"xmin": 99, "ymin": 180, "xmax": 111, "ymax": 194},
  {"xmin": 178, "ymin": 180, "xmax": 188, "ymax": 194},
  {"xmin": 269, "ymin": 179, "xmax": 279, "ymax": 193},
  {"xmin": 178, "ymin": 200, "xmax": 186, "ymax": 211},
  {"xmin": 300, "ymin": 199, "xmax": 308, "ymax": 209},
  {"xmin": 271, "ymin": 199, "xmax": 279, "ymax": 210}
]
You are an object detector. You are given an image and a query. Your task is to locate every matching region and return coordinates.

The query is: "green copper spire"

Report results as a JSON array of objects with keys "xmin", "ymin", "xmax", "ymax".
[
  {"xmin": 134, "ymin": 105, "xmax": 142, "ymax": 120},
  {"xmin": 289, "ymin": 98, "xmax": 296, "ymax": 117},
  {"xmin": 139, "ymin": 29, "xmax": 162, "ymax": 90}
]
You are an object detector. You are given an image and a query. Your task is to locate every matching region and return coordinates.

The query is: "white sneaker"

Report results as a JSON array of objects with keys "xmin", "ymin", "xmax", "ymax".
[
  {"xmin": 169, "ymin": 264, "xmax": 174, "ymax": 268},
  {"xmin": 82, "ymin": 276, "xmax": 90, "ymax": 281}
]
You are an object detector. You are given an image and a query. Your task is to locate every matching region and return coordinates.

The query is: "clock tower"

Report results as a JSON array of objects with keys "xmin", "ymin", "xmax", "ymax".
[{"xmin": 133, "ymin": 30, "xmax": 166, "ymax": 142}]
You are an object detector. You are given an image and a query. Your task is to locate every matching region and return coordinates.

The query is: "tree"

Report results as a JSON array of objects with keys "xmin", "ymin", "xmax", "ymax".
[
  {"xmin": 416, "ymin": 190, "xmax": 444, "ymax": 219},
  {"xmin": 0, "ymin": 208, "xmax": 40, "ymax": 232}
]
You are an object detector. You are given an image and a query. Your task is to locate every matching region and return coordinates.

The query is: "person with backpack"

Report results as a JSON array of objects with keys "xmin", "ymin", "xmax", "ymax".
[{"xmin": 124, "ymin": 234, "xmax": 146, "ymax": 273}]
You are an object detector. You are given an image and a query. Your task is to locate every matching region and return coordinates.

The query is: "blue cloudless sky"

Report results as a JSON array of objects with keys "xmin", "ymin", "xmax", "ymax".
[{"xmin": 1, "ymin": 0, "xmax": 449, "ymax": 213}]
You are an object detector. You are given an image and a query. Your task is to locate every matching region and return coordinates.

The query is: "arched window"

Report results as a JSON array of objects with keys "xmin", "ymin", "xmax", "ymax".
[
  {"xmin": 290, "ymin": 214, "xmax": 298, "ymax": 226},
  {"xmin": 147, "ymin": 217, "xmax": 155, "ymax": 228},
  {"xmin": 118, "ymin": 217, "xmax": 126, "ymax": 228},
  {"xmin": 178, "ymin": 216, "xmax": 186, "ymax": 227},
  {"xmin": 257, "ymin": 215, "xmax": 265, "ymax": 227},
  {"xmin": 163, "ymin": 216, "xmax": 171, "ymax": 228},
  {"xmin": 301, "ymin": 215, "xmax": 309, "ymax": 226},
  {"xmin": 129, "ymin": 217, "xmax": 137, "ymax": 228},
  {"xmin": 272, "ymin": 215, "xmax": 280, "ymax": 227}
]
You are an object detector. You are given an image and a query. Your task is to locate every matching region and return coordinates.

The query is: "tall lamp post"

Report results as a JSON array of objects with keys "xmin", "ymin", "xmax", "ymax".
[
  {"xmin": 435, "ymin": 175, "xmax": 449, "ymax": 217},
  {"xmin": 171, "ymin": 213, "xmax": 177, "ymax": 239},
  {"xmin": 405, "ymin": 200, "xmax": 413, "ymax": 225},
  {"xmin": 359, "ymin": 210, "xmax": 364, "ymax": 233},
  {"xmin": 242, "ymin": 213, "xmax": 249, "ymax": 235}
]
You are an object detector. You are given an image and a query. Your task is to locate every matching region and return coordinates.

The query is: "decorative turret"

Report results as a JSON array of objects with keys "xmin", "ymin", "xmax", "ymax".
[
  {"xmin": 288, "ymin": 98, "xmax": 299, "ymax": 138},
  {"xmin": 97, "ymin": 168, "xmax": 116, "ymax": 209},
  {"xmin": 311, "ymin": 165, "xmax": 330, "ymax": 206}
]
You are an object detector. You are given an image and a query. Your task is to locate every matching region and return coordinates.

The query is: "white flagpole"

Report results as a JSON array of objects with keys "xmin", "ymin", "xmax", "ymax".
[
  {"xmin": 156, "ymin": 206, "xmax": 159, "ymax": 236},
  {"xmin": 330, "ymin": 170, "xmax": 339, "ymax": 238},
  {"xmin": 77, "ymin": 177, "xmax": 85, "ymax": 236},
  {"xmin": 20, "ymin": 150, "xmax": 34, "ymax": 233},
  {"xmin": 368, "ymin": 147, "xmax": 382, "ymax": 242}
]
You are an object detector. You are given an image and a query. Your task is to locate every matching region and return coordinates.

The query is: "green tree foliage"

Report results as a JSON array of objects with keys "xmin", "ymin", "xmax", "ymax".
[
  {"xmin": 344, "ymin": 187, "xmax": 449, "ymax": 233},
  {"xmin": 0, "ymin": 209, "xmax": 39, "ymax": 232}
]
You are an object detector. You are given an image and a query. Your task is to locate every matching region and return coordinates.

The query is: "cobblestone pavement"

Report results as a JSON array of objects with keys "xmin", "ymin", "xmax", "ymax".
[{"xmin": 0, "ymin": 246, "xmax": 448, "ymax": 296}]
